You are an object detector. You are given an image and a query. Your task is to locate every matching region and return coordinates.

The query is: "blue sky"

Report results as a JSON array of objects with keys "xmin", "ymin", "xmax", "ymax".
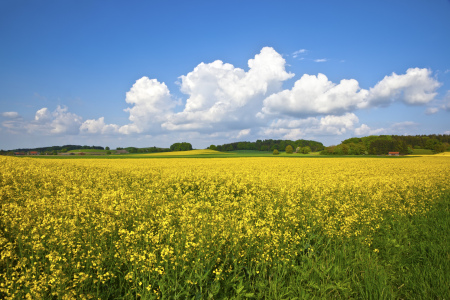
[{"xmin": 1, "ymin": 0, "xmax": 449, "ymax": 150}]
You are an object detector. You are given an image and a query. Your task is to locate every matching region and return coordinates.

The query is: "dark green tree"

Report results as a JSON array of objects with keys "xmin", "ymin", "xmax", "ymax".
[
  {"xmin": 433, "ymin": 143, "xmax": 446, "ymax": 153},
  {"xmin": 170, "ymin": 142, "xmax": 193, "ymax": 151},
  {"xmin": 302, "ymin": 146, "xmax": 311, "ymax": 154},
  {"xmin": 127, "ymin": 147, "xmax": 138, "ymax": 153},
  {"xmin": 425, "ymin": 138, "xmax": 440, "ymax": 150}
]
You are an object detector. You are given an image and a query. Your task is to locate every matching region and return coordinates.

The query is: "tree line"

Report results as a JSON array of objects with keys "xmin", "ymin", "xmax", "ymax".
[
  {"xmin": 116, "ymin": 146, "xmax": 171, "ymax": 153},
  {"xmin": 105, "ymin": 143, "xmax": 193, "ymax": 153},
  {"xmin": 320, "ymin": 134, "xmax": 450, "ymax": 155},
  {"xmin": 5, "ymin": 134, "xmax": 447, "ymax": 157},
  {"xmin": 7, "ymin": 145, "xmax": 104, "ymax": 152},
  {"xmin": 1, "ymin": 145, "xmax": 104, "ymax": 155},
  {"xmin": 207, "ymin": 139, "xmax": 325, "ymax": 152},
  {"xmin": 2, "ymin": 140, "xmax": 324, "ymax": 155}
]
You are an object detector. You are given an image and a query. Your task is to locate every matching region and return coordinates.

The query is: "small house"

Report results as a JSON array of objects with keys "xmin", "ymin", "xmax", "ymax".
[{"xmin": 388, "ymin": 152, "xmax": 400, "ymax": 156}]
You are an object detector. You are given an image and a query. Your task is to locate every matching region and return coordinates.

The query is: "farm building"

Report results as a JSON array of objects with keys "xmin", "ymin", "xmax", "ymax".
[{"xmin": 388, "ymin": 152, "xmax": 400, "ymax": 156}]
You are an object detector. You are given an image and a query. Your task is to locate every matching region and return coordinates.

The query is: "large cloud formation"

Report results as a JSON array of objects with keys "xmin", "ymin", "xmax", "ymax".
[
  {"xmin": 120, "ymin": 77, "xmax": 176, "ymax": 134},
  {"xmin": 32, "ymin": 106, "xmax": 82, "ymax": 134},
  {"xmin": 2, "ymin": 47, "xmax": 443, "ymax": 143},
  {"xmin": 263, "ymin": 113, "xmax": 360, "ymax": 140},
  {"xmin": 261, "ymin": 74, "xmax": 368, "ymax": 117},
  {"xmin": 261, "ymin": 68, "xmax": 440, "ymax": 118},
  {"xmin": 162, "ymin": 47, "xmax": 294, "ymax": 132},
  {"xmin": 366, "ymin": 68, "xmax": 440, "ymax": 106}
]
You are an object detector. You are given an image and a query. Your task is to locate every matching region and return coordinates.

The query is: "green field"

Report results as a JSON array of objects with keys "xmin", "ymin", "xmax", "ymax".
[
  {"xmin": 411, "ymin": 148, "xmax": 434, "ymax": 155},
  {"xmin": 66, "ymin": 149, "xmax": 110, "ymax": 154}
]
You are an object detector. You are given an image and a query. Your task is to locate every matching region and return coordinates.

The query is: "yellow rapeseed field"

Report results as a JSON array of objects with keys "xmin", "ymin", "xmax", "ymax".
[{"xmin": 0, "ymin": 155, "xmax": 449, "ymax": 299}]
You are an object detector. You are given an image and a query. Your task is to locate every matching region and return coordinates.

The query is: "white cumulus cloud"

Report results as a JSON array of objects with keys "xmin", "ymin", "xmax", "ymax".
[
  {"xmin": 365, "ymin": 68, "xmax": 441, "ymax": 107},
  {"xmin": 262, "ymin": 113, "xmax": 360, "ymax": 140},
  {"xmin": 80, "ymin": 117, "xmax": 119, "ymax": 134},
  {"xmin": 262, "ymin": 73, "xmax": 368, "ymax": 117},
  {"xmin": 35, "ymin": 108, "xmax": 51, "ymax": 122},
  {"xmin": 354, "ymin": 124, "xmax": 386, "ymax": 136},
  {"xmin": 162, "ymin": 47, "xmax": 294, "ymax": 133},
  {"xmin": 26, "ymin": 106, "xmax": 83, "ymax": 135},
  {"xmin": 260, "ymin": 67, "xmax": 440, "ymax": 119},
  {"xmin": 118, "ymin": 77, "xmax": 177, "ymax": 134},
  {"xmin": 49, "ymin": 106, "xmax": 83, "ymax": 134}
]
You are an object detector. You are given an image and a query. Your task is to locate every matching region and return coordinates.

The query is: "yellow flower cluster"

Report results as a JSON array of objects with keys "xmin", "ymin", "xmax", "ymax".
[{"xmin": 0, "ymin": 155, "xmax": 449, "ymax": 298}]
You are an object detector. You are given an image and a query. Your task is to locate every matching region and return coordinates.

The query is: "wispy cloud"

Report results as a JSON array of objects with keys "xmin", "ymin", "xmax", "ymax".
[
  {"xmin": 443, "ymin": 90, "xmax": 450, "ymax": 111},
  {"xmin": 236, "ymin": 129, "xmax": 251, "ymax": 139},
  {"xmin": 314, "ymin": 58, "xmax": 328, "ymax": 63},
  {"xmin": 354, "ymin": 124, "xmax": 385, "ymax": 136},
  {"xmin": 425, "ymin": 107, "xmax": 439, "ymax": 115},
  {"xmin": 1, "ymin": 112, "xmax": 20, "ymax": 118},
  {"xmin": 292, "ymin": 49, "xmax": 307, "ymax": 58},
  {"xmin": 354, "ymin": 121, "xmax": 418, "ymax": 137},
  {"xmin": 34, "ymin": 92, "xmax": 48, "ymax": 101},
  {"xmin": 391, "ymin": 121, "xmax": 418, "ymax": 131}
]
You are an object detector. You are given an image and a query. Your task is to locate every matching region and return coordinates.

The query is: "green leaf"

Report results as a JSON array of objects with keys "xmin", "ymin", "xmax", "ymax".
[{"xmin": 236, "ymin": 283, "xmax": 245, "ymax": 294}]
